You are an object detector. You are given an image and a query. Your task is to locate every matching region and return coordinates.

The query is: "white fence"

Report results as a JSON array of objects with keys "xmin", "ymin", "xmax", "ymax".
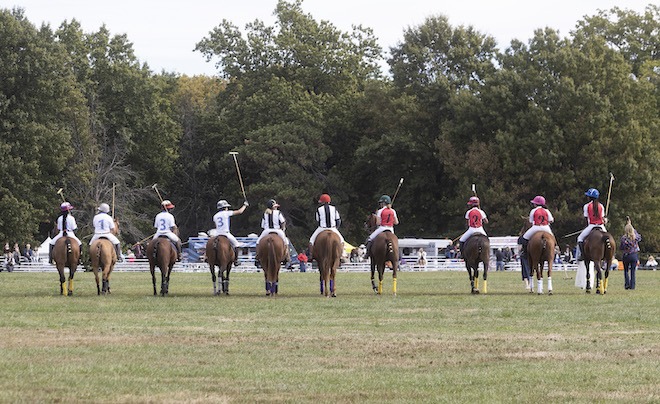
[{"xmin": 5, "ymin": 257, "xmax": 580, "ymax": 273}]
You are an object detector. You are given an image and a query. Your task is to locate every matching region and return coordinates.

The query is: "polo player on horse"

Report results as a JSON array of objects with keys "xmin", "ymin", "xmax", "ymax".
[
  {"xmin": 49, "ymin": 201, "xmax": 82, "ymax": 264},
  {"xmin": 365, "ymin": 195, "xmax": 398, "ymax": 258},
  {"xmin": 519, "ymin": 195, "xmax": 555, "ymax": 257},
  {"xmin": 458, "ymin": 196, "xmax": 488, "ymax": 254},
  {"xmin": 212, "ymin": 198, "xmax": 248, "ymax": 265},
  {"xmin": 308, "ymin": 193, "xmax": 345, "ymax": 261},
  {"xmin": 577, "ymin": 188, "xmax": 607, "ymax": 261},
  {"xmin": 152, "ymin": 200, "xmax": 182, "ymax": 261},
  {"xmin": 90, "ymin": 203, "xmax": 122, "ymax": 262}
]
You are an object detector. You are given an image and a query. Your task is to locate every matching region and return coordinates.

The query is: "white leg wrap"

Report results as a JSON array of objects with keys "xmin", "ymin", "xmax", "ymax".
[
  {"xmin": 537, "ymin": 279, "xmax": 543, "ymax": 294},
  {"xmin": 547, "ymin": 277, "xmax": 553, "ymax": 291}
]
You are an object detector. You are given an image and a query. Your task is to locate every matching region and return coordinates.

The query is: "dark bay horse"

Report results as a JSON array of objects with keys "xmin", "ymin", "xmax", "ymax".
[
  {"xmin": 583, "ymin": 228, "xmax": 615, "ymax": 294},
  {"xmin": 90, "ymin": 238, "xmax": 117, "ymax": 295},
  {"xmin": 527, "ymin": 231, "xmax": 556, "ymax": 295},
  {"xmin": 366, "ymin": 214, "xmax": 399, "ymax": 296},
  {"xmin": 256, "ymin": 233, "xmax": 287, "ymax": 296},
  {"xmin": 462, "ymin": 234, "xmax": 490, "ymax": 294},
  {"xmin": 314, "ymin": 230, "xmax": 342, "ymax": 297},
  {"xmin": 147, "ymin": 236, "xmax": 177, "ymax": 296},
  {"xmin": 206, "ymin": 235, "xmax": 235, "ymax": 295},
  {"xmin": 53, "ymin": 235, "xmax": 80, "ymax": 296}
]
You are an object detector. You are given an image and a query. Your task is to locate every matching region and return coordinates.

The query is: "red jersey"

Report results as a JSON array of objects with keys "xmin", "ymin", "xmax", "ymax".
[
  {"xmin": 467, "ymin": 208, "xmax": 484, "ymax": 228},
  {"xmin": 379, "ymin": 207, "xmax": 396, "ymax": 227},
  {"xmin": 532, "ymin": 207, "xmax": 550, "ymax": 225},
  {"xmin": 586, "ymin": 202, "xmax": 604, "ymax": 225}
]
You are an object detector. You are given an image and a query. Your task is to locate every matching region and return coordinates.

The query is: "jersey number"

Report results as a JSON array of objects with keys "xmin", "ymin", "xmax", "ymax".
[{"xmin": 159, "ymin": 219, "xmax": 167, "ymax": 231}]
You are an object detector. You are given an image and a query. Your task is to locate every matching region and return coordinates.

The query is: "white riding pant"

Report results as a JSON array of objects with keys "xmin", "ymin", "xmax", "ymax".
[
  {"xmin": 522, "ymin": 225, "xmax": 553, "ymax": 240},
  {"xmin": 577, "ymin": 224, "xmax": 606, "ymax": 242},
  {"xmin": 368, "ymin": 226, "xmax": 394, "ymax": 241},
  {"xmin": 459, "ymin": 227, "xmax": 486, "ymax": 243},
  {"xmin": 50, "ymin": 231, "xmax": 82, "ymax": 246},
  {"xmin": 309, "ymin": 227, "xmax": 345, "ymax": 245},
  {"xmin": 153, "ymin": 231, "xmax": 180, "ymax": 243},
  {"xmin": 214, "ymin": 232, "xmax": 241, "ymax": 248},
  {"xmin": 90, "ymin": 233, "xmax": 120, "ymax": 246},
  {"xmin": 257, "ymin": 229, "xmax": 288, "ymax": 246}
]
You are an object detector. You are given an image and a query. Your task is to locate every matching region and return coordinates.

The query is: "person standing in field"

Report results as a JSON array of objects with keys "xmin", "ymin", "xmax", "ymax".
[{"xmin": 619, "ymin": 216, "xmax": 641, "ymax": 290}]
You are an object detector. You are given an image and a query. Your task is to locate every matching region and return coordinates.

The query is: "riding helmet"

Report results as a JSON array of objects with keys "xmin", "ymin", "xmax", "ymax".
[
  {"xmin": 318, "ymin": 194, "xmax": 331, "ymax": 204},
  {"xmin": 267, "ymin": 199, "xmax": 280, "ymax": 209},
  {"xmin": 468, "ymin": 196, "xmax": 480, "ymax": 206},
  {"xmin": 217, "ymin": 200, "xmax": 231, "ymax": 209},
  {"xmin": 161, "ymin": 200, "xmax": 175, "ymax": 209},
  {"xmin": 585, "ymin": 188, "xmax": 600, "ymax": 199},
  {"xmin": 60, "ymin": 202, "xmax": 73, "ymax": 212},
  {"xmin": 97, "ymin": 203, "xmax": 110, "ymax": 213},
  {"xmin": 530, "ymin": 195, "xmax": 546, "ymax": 206},
  {"xmin": 379, "ymin": 195, "xmax": 392, "ymax": 204}
]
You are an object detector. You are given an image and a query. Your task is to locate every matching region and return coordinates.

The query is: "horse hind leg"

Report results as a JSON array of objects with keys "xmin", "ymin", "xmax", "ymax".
[{"xmin": 222, "ymin": 267, "xmax": 230, "ymax": 295}]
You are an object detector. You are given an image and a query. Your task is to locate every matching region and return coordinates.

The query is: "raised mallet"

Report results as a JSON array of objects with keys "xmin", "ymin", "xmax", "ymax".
[
  {"xmin": 605, "ymin": 172, "xmax": 615, "ymax": 217},
  {"xmin": 229, "ymin": 151, "xmax": 248, "ymax": 202},
  {"xmin": 151, "ymin": 183, "xmax": 164, "ymax": 204},
  {"xmin": 391, "ymin": 178, "xmax": 404, "ymax": 205},
  {"xmin": 56, "ymin": 188, "xmax": 66, "ymax": 202}
]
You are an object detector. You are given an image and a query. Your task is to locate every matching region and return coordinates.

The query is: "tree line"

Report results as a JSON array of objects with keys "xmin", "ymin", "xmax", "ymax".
[{"xmin": 1, "ymin": 1, "xmax": 658, "ymax": 254}]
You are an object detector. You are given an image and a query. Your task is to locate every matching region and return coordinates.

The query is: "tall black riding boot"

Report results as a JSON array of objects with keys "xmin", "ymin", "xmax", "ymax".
[
  {"xmin": 49, "ymin": 244, "xmax": 54, "ymax": 264},
  {"xmin": 233, "ymin": 247, "xmax": 239, "ymax": 266},
  {"xmin": 176, "ymin": 241, "xmax": 182, "ymax": 261},
  {"xmin": 364, "ymin": 240, "xmax": 373, "ymax": 259},
  {"xmin": 115, "ymin": 244, "xmax": 122, "ymax": 262},
  {"xmin": 577, "ymin": 242, "xmax": 585, "ymax": 261}
]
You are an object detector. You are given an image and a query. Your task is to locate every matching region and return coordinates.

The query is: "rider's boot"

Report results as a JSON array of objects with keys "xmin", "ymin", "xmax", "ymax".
[
  {"xmin": 364, "ymin": 240, "xmax": 372, "ymax": 259},
  {"xmin": 79, "ymin": 244, "xmax": 83, "ymax": 264},
  {"xmin": 233, "ymin": 247, "xmax": 239, "ymax": 266},
  {"xmin": 176, "ymin": 240, "xmax": 182, "ymax": 261},
  {"xmin": 49, "ymin": 244, "xmax": 54, "ymax": 264},
  {"xmin": 115, "ymin": 244, "xmax": 123, "ymax": 262},
  {"xmin": 308, "ymin": 243, "xmax": 313, "ymax": 261},
  {"xmin": 459, "ymin": 241, "xmax": 465, "ymax": 255},
  {"xmin": 577, "ymin": 242, "xmax": 585, "ymax": 261}
]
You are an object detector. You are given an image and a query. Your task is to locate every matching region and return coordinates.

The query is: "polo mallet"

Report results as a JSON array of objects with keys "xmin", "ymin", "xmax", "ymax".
[
  {"xmin": 229, "ymin": 151, "xmax": 248, "ymax": 202},
  {"xmin": 391, "ymin": 178, "xmax": 404, "ymax": 205},
  {"xmin": 56, "ymin": 188, "xmax": 66, "ymax": 202},
  {"xmin": 471, "ymin": 183, "xmax": 477, "ymax": 197},
  {"xmin": 151, "ymin": 183, "xmax": 164, "ymax": 204},
  {"xmin": 111, "ymin": 182, "xmax": 116, "ymax": 219},
  {"xmin": 605, "ymin": 172, "xmax": 615, "ymax": 217}
]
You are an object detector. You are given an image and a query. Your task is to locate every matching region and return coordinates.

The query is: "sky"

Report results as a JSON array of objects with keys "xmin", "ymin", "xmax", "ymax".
[{"xmin": 5, "ymin": 0, "xmax": 653, "ymax": 76}]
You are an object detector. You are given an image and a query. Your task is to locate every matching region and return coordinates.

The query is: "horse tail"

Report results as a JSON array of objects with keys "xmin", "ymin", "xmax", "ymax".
[
  {"xmin": 268, "ymin": 238, "xmax": 277, "ymax": 269},
  {"xmin": 541, "ymin": 234, "xmax": 547, "ymax": 252},
  {"xmin": 602, "ymin": 234, "xmax": 612, "ymax": 251}
]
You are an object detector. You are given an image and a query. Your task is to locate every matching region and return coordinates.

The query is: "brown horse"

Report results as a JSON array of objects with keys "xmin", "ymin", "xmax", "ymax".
[
  {"xmin": 314, "ymin": 230, "xmax": 342, "ymax": 297},
  {"xmin": 256, "ymin": 233, "xmax": 287, "ymax": 296},
  {"xmin": 146, "ymin": 236, "xmax": 178, "ymax": 296},
  {"xmin": 462, "ymin": 234, "xmax": 490, "ymax": 294},
  {"xmin": 52, "ymin": 235, "xmax": 80, "ymax": 296},
  {"xmin": 583, "ymin": 228, "xmax": 615, "ymax": 294},
  {"xmin": 206, "ymin": 235, "xmax": 235, "ymax": 295},
  {"xmin": 366, "ymin": 213, "xmax": 399, "ymax": 295},
  {"xmin": 527, "ymin": 231, "xmax": 556, "ymax": 295},
  {"xmin": 90, "ymin": 238, "xmax": 117, "ymax": 295}
]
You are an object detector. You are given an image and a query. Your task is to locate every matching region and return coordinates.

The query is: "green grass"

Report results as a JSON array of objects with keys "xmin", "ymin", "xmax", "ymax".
[{"xmin": 0, "ymin": 269, "xmax": 658, "ymax": 403}]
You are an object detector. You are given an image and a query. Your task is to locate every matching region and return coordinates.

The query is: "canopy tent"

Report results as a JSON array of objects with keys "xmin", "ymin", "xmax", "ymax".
[{"xmin": 344, "ymin": 242, "xmax": 356, "ymax": 254}]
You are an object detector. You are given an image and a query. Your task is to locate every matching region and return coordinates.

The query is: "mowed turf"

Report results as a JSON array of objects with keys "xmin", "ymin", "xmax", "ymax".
[{"xmin": 0, "ymin": 269, "xmax": 658, "ymax": 403}]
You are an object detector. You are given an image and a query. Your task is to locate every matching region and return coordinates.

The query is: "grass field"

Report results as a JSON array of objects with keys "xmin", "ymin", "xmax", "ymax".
[{"xmin": 0, "ymin": 269, "xmax": 658, "ymax": 403}]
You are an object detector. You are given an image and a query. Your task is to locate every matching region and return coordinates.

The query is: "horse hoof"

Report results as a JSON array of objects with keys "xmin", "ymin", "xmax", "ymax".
[
  {"xmin": 585, "ymin": 289, "xmax": 591, "ymax": 294},
  {"xmin": 471, "ymin": 289, "xmax": 479, "ymax": 294},
  {"xmin": 596, "ymin": 289, "xmax": 601, "ymax": 295},
  {"xmin": 331, "ymin": 293, "xmax": 337, "ymax": 298},
  {"xmin": 548, "ymin": 291, "xmax": 553, "ymax": 295},
  {"xmin": 537, "ymin": 292, "xmax": 543, "ymax": 295}
]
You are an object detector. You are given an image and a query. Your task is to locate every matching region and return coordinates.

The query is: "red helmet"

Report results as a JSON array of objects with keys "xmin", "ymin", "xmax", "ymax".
[
  {"xmin": 530, "ymin": 195, "xmax": 546, "ymax": 206},
  {"xmin": 318, "ymin": 194, "xmax": 331, "ymax": 204},
  {"xmin": 468, "ymin": 196, "xmax": 480, "ymax": 206}
]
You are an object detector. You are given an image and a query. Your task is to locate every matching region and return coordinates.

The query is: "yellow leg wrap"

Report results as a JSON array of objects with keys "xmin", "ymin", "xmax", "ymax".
[
  {"xmin": 599, "ymin": 281, "xmax": 604, "ymax": 295},
  {"xmin": 604, "ymin": 278, "xmax": 608, "ymax": 291},
  {"xmin": 62, "ymin": 282, "xmax": 68, "ymax": 296},
  {"xmin": 475, "ymin": 278, "xmax": 479, "ymax": 289},
  {"xmin": 483, "ymin": 280, "xmax": 488, "ymax": 294},
  {"xmin": 378, "ymin": 281, "xmax": 383, "ymax": 295},
  {"xmin": 393, "ymin": 278, "xmax": 397, "ymax": 295},
  {"xmin": 69, "ymin": 279, "xmax": 74, "ymax": 293}
]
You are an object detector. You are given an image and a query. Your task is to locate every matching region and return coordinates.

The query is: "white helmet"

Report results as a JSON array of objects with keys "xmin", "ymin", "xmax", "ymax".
[
  {"xmin": 217, "ymin": 200, "xmax": 231, "ymax": 209},
  {"xmin": 97, "ymin": 203, "xmax": 110, "ymax": 213}
]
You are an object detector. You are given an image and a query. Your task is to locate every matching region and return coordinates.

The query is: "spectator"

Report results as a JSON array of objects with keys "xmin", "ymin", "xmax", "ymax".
[
  {"xmin": 503, "ymin": 246, "xmax": 512, "ymax": 263},
  {"xmin": 554, "ymin": 245, "xmax": 561, "ymax": 264},
  {"xmin": 297, "ymin": 252, "xmax": 308, "ymax": 272},
  {"xmin": 645, "ymin": 256, "xmax": 657, "ymax": 268},
  {"xmin": 126, "ymin": 250, "xmax": 136, "ymax": 262},
  {"xmin": 133, "ymin": 243, "xmax": 145, "ymax": 259},
  {"xmin": 12, "ymin": 243, "xmax": 21, "ymax": 264},
  {"xmin": 357, "ymin": 244, "xmax": 367, "ymax": 262},
  {"xmin": 23, "ymin": 243, "xmax": 35, "ymax": 262},
  {"xmin": 495, "ymin": 248, "xmax": 504, "ymax": 271},
  {"xmin": 416, "ymin": 248, "xmax": 427, "ymax": 267},
  {"xmin": 562, "ymin": 244, "xmax": 573, "ymax": 264},
  {"xmin": 619, "ymin": 217, "xmax": 641, "ymax": 290}
]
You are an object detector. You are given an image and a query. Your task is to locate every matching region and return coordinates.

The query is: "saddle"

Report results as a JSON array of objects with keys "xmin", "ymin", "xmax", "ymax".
[{"xmin": 153, "ymin": 236, "xmax": 177, "ymax": 259}]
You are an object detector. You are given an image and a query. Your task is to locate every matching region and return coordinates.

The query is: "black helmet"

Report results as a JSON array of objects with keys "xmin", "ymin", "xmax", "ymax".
[{"xmin": 267, "ymin": 199, "xmax": 280, "ymax": 209}]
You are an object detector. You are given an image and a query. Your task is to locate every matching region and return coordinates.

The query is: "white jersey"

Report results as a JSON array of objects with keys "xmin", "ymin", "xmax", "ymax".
[
  {"xmin": 261, "ymin": 210, "xmax": 286, "ymax": 230},
  {"xmin": 213, "ymin": 210, "xmax": 235, "ymax": 234},
  {"xmin": 93, "ymin": 213, "xmax": 115, "ymax": 234},
  {"xmin": 316, "ymin": 204, "xmax": 340, "ymax": 228},
  {"xmin": 57, "ymin": 215, "xmax": 78, "ymax": 232},
  {"xmin": 154, "ymin": 211, "xmax": 177, "ymax": 235}
]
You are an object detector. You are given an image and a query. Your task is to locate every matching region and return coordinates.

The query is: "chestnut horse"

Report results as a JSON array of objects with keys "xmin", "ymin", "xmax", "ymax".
[
  {"xmin": 52, "ymin": 235, "xmax": 80, "ymax": 296},
  {"xmin": 90, "ymin": 238, "xmax": 117, "ymax": 295},
  {"xmin": 366, "ymin": 214, "xmax": 399, "ymax": 296},
  {"xmin": 256, "ymin": 233, "xmax": 287, "ymax": 296},
  {"xmin": 462, "ymin": 234, "xmax": 490, "ymax": 294},
  {"xmin": 206, "ymin": 235, "xmax": 235, "ymax": 295},
  {"xmin": 527, "ymin": 231, "xmax": 556, "ymax": 295},
  {"xmin": 147, "ymin": 236, "xmax": 177, "ymax": 296},
  {"xmin": 314, "ymin": 230, "xmax": 342, "ymax": 297},
  {"xmin": 583, "ymin": 228, "xmax": 615, "ymax": 294}
]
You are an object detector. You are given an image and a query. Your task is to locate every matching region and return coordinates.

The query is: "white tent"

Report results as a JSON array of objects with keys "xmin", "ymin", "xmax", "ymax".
[{"xmin": 36, "ymin": 237, "xmax": 51, "ymax": 261}]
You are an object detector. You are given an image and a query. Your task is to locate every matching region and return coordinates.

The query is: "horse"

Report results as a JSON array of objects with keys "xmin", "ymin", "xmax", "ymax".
[
  {"xmin": 89, "ymin": 238, "xmax": 117, "ymax": 295},
  {"xmin": 52, "ymin": 235, "xmax": 80, "ymax": 296},
  {"xmin": 206, "ymin": 235, "xmax": 235, "ymax": 295},
  {"xmin": 256, "ymin": 233, "xmax": 287, "ymax": 296},
  {"xmin": 146, "ymin": 236, "xmax": 178, "ymax": 296},
  {"xmin": 313, "ymin": 230, "xmax": 342, "ymax": 297},
  {"xmin": 527, "ymin": 231, "xmax": 557, "ymax": 295},
  {"xmin": 583, "ymin": 228, "xmax": 615, "ymax": 294},
  {"xmin": 365, "ymin": 213, "xmax": 399, "ymax": 296},
  {"xmin": 462, "ymin": 234, "xmax": 490, "ymax": 294}
]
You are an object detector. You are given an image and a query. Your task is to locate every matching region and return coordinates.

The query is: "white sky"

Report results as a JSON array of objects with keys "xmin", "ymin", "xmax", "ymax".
[{"xmin": 5, "ymin": 0, "xmax": 653, "ymax": 76}]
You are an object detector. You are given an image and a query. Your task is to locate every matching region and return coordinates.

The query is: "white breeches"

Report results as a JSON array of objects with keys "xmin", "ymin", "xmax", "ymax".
[
  {"xmin": 153, "ymin": 231, "xmax": 180, "ymax": 243},
  {"xmin": 368, "ymin": 226, "xmax": 394, "ymax": 242},
  {"xmin": 90, "ymin": 233, "xmax": 120, "ymax": 245},
  {"xmin": 577, "ymin": 224, "xmax": 606, "ymax": 242},
  {"xmin": 257, "ymin": 229, "xmax": 288, "ymax": 246},
  {"xmin": 51, "ymin": 231, "xmax": 82, "ymax": 246},
  {"xmin": 459, "ymin": 227, "xmax": 487, "ymax": 243},
  {"xmin": 216, "ymin": 232, "xmax": 241, "ymax": 248},
  {"xmin": 522, "ymin": 225, "xmax": 553, "ymax": 240},
  {"xmin": 309, "ymin": 227, "xmax": 345, "ymax": 245}
]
